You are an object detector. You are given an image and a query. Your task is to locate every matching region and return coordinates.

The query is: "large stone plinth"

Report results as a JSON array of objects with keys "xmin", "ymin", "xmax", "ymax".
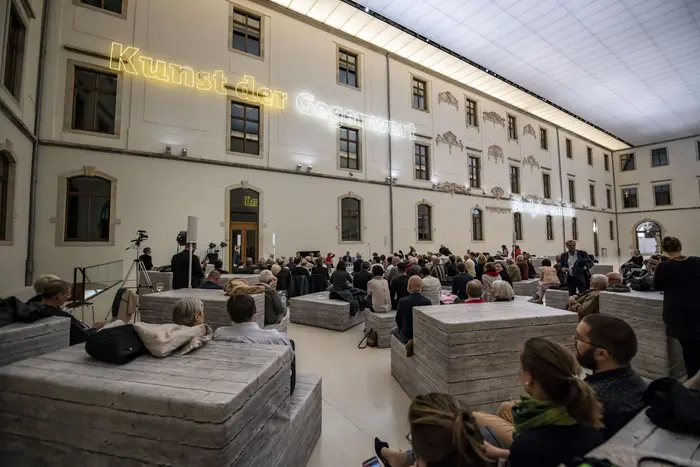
[
  {"xmin": 289, "ymin": 292, "xmax": 364, "ymax": 331},
  {"xmin": 600, "ymin": 290, "xmax": 684, "ymax": 380},
  {"xmin": 0, "ymin": 341, "xmax": 319, "ymax": 467},
  {"xmin": 591, "ymin": 264, "xmax": 614, "ymax": 275},
  {"xmin": 140, "ymin": 288, "xmax": 264, "ymax": 329},
  {"xmin": 364, "ymin": 310, "xmax": 397, "ymax": 348},
  {"xmin": 140, "ymin": 270, "xmax": 173, "ymax": 294},
  {"xmin": 396, "ymin": 302, "xmax": 578, "ymax": 411},
  {"xmin": 512, "ymin": 278, "xmax": 539, "ymax": 297},
  {"xmin": 544, "ymin": 288, "xmax": 570, "ymax": 310},
  {"xmin": 0, "ymin": 317, "xmax": 71, "ymax": 366}
]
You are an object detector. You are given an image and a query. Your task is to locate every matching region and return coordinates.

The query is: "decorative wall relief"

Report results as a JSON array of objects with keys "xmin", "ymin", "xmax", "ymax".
[
  {"xmin": 523, "ymin": 124, "xmax": 536, "ymax": 138},
  {"xmin": 482, "ymin": 111, "xmax": 505, "ymax": 127},
  {"xmin": 522, "ymin": 155, "xmax": 540, "ymax": 171},
  {"xmin": 487, "ymin": 144, "xmax": 504, "ymax": 163},
  {"xmin": 437, "ymin": 91, "xmax": 459, "ymax": 110},
  {"xmin": 435, "ymin": 181, "xmax": 468, "ymax": 198},
  {"xmin": 486, "ymin": 206, "xmax": 511, "ymax": 214},
  {"xmin": 524, "ymin": 194, "xmax": 545, "ymax": 204},
  {"xmin": 490, "ymin": 186, "xmax": 505, "ymax": 200},
  {"xmin": 435, "ymin": 131, "xmax": 464, "ymax": 154}
]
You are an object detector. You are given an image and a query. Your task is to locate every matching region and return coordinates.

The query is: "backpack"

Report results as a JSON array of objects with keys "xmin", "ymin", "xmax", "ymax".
[
  {"xmin": 85, "ymin": 324, "xmax": 146, "ymax": 364},
  {"xmin": 629, "ymin": 275, "xmax": 653, "ymax": 292},
  {"xmin": 358, "ymin": 328, "xmax": 378, "ymax": 349}
]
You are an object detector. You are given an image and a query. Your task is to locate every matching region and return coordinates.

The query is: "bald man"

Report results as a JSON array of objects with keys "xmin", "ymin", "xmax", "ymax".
[{"xmin": 392, "ymin": 276, "xmax": 432, "ymax": 344}]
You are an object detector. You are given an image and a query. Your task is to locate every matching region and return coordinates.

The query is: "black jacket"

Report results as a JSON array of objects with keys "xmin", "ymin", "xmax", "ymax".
[
  {"xmin": 390, "ymin": 274, "xmax": 410, "ymax": 310},
  {"xmin": 559, "ymin": 250, "xmax": 593, "ymax": 283},
  {"xmin": 653, "ymin": 256, "xmax": 700, "ymax": 339},
  {"xmin": 276, "ymin": 267, "xmax": 290, "ymax": 291},
  {"xmin": 586, "ymin": 366, "xmax": 647, "ymax": 440},
  {"xmin": 509, "ymin": 423, "xmax": 603, "ymax": 467},
  {"xmin": 446, "ymin": 262, "xmax": 458, "ymax": 277},
  {"xmin": 290, "ymin": 266, "xmax": 310, "ymax": 277},
  {"xmin": 395, "ymin": 292, "xmax": 431, "ymax": 342},
  {"xmin": 25, "ymin": 303, "xmax": 91, "ymax": 346},
  {"xmin": 329, "ymin": 287, "xmax": 367, "ymax": 316},
  {"xmin": 198, "ymin": 280, "xmax": 223, "ymax": 290},
  {"xmin": 352, "ymin": 269, "xmax": 373, "ymax": 291},
  {"xmin": 451, "ymin": 273, "xmax": 474, "ymax": 300},
  {"xmin": 353, "ymin": 258, "xmax": 363, "ymax": 273},
  {"xmin": 139, "ymin": 254, "xmax": 153, "ymax": 271},
  {"xmin": 644, "ymin": 377, "xmax": 700, "ymax": 436},
  {"xmin": 171, "ymin": 250, "xmax": 205, "ymax": 289}
]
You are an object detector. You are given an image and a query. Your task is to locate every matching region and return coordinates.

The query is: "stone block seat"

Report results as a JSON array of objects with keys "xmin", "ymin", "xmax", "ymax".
[
  {"xmin": 0, "ymin": 341, "xmax": 322, "ymax": 467},
  {"xmin": 139, "ymin": 288, "xmax": 265, "ymax": 329},
  {"xmin": 266, "ymin": 310, "xmax": 290, "ymax": 334},
  {"xmin": 600, "ymin": 290, "xmax": 684, "ymax": 380},
  {"xmin": 140, "ymin": 270, "xmax": 173, "ymax": 294},
  {"xmin": 591, "ymin": 264, "xmax": 614, "ymax": 275},
  {"xmin": 364, "ymin": 310, "xmax": 397, "ymax": 348},
  {"xmin": 0, "ymin": 317, "xmax": 71, "ymax": 366},
  {"xmin": 289, "ymin": 291, "xmax": 364, "ymax": 331},
  {"xmin": 512, "ymin": 278, "xmax": 539, "ymax": 297},
  {"xmin": 543, "ymin": 288, "xmax": 570, "ymax": 310},
  {"xmin": 392, "ymin": 302, "xmax": 578, "ymax": 412}
]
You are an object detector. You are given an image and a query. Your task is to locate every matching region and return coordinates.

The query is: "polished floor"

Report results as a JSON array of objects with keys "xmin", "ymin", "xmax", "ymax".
[{"xmin": 290, "ymin": 322, "xmax": 413, "ymax": 467}]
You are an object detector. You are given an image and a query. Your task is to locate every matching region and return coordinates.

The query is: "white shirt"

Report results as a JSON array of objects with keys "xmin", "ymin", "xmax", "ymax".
[
  {"xmin": 367, "ymin": 277, "xmax": 392, "ymax": 312},
  {"xmin": 421, "ymin": 276, "xmax": 442, "ymax": 305},
  {"xmin": 567, "ymin": 251, "xmax": 577, "ymax": 276},
  {"xmin": 213, "ymin": 322, "xmax": 292, "ymax": 350}
]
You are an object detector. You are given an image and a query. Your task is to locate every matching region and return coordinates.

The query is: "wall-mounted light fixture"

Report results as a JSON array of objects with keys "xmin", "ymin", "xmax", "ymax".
[
  {"xmin": 392, "ymin": 177, "xmax": 398, "ymax": 184},
  {"xmin": 385, "ymin": 176, "xmax": 391, "ymax": 182},
  {"xmin": 296, "ymin": 164, "xmax": 303, "ymax": 171},
  {"xmin": 181, "ymin": 148, "xmax": 188, "ymax": 157},
  {"xmin": 306, "ymin": 166, "xmax": 313, "ymax": 173},
  {"xmin": 165, "ymin": 145, "xmax": 172, "ymax": 155}
]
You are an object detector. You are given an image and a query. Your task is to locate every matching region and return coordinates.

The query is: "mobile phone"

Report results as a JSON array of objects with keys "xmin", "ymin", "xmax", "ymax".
[{"xmin": 362, "ymin": 456, "xmax": 382, "ymax": 467}]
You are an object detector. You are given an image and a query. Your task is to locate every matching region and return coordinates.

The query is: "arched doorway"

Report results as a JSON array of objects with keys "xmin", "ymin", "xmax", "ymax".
[
  {"xmin": 635, "ymin": 220, "xmax": 661, "ymax": 255},
  {"xmin": 592, "ymin": 219, "xmax": 599, "ymax": 258},
  {"xmin": 230, "ymin": 188, "xmax": 259, "ymax": 266}
]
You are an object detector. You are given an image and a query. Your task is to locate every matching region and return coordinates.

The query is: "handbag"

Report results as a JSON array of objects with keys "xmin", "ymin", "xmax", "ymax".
[
  {"xmin": 85, "ymin": 324, "xmax": 146, "ymax": 364},
  {"xmin": 358, "ymin": 328, "xmax": 377, "ymax": 349}
]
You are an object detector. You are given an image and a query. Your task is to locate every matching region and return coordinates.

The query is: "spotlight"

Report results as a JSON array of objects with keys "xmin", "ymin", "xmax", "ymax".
[
  {"xmin": 165, "ymin": 145, "xmax": 172, "ymax": 155},
  {"xmin": 296, "ymin": 164, "xmax": 303, "ymax": 171},
  {"xmin": 392, "ymin": 177, "xmax": 398, "ymax": 184},
  {"xmin": 306, "ymin": 165, "xmax": 313, "ymax": 173},
  {"xmin": 181, "ymin": 148, "xmax": 188, "ymax": 157},
  {"xmin": 385, "ymin": 176, "xmax": 391, "ymax": 182}
]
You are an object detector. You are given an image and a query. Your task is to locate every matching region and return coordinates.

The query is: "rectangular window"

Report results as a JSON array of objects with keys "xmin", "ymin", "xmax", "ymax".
[
  {"xmin": 3, "ymin": 3, "xmax": 26, "ymax": 100},
  {"xmin": 339, "ymin": 126, "xmax": 360, "ymax": 170},
  {"xmin": 587, "ymin": 147, "xmax": 593, "ymax": 166},
  {"xmin": 606, "ymin": 188, "xmax": 612, "ymax": 209},
  {"xmin": 71, "ymin": 66, "xmax": 118, "ymax": 135},
  {"xmin": 542, "ymin": 173, "xmax": 551, "ymax": 199},
  {"xmin": 622, "ymin": 187, "xmax": 638, "ymax": 208},
  {"xmin": 465, "ymin": 98, "xmax": 477, "ymax": 127},
  {"xmin": 414, "ymin": 143, "xmax": 429, "ymax": 180},
  {"xmin": 572, "ymin": 217, "xmax": 578, "ymax": 241},
  {"xmin": 338, "ymin": 48, "xmax": 358, "ymax": 88},
  {"xmin": 231, "ymin": 8, "xmax": 262, "ymax": 57},
  {"xmin": 697, "ymin": 141, "xmax": 700, "ymax": 160},
  {"xmin": 654, "ymin": 184, "xmax": 671, "ymax": 206},
  {"xmin": 468, "ymin": 156, "xmax": 480, "ymax": 188},
  {"xmin": 412, "ymin": 77, "xmax": 427, "ymax": 111},
  {"xmin": 568, "ymin": 179, "xmax": 576, "ymax": 203},
  {"xmin": 651, "ymin": 147, "xmax": 668, "ymax": 167},
  {"xmin": 417, "ymin": 204, "xmax": 432, "ymax": 241},
  {"xmin": 589, "ymin": 184, "xmax": 596, "ymax": 207},
  {"xmin": 546, "ymin": 215, "xmax": 554, "ymax": 241},
  {"xmin": 620, "ymin": 153, "xmax": 635, "ymax": 171},
  {"xmin": 229, "ymin": 100, "xmax": 260, "ymax": 155},
  {"xmin": 604, "ymin": 154, "xmax": 610, "ymax": 171},
  {"xmin": 507, "ymin": 115, "xmax": 517, "ymax": 140},
  {"xmin": 514, "ymin": 212, "xmax": 523, "ymax": 241},
  {"xmin": 510, "ymin": 165, "xmax": 520, "ymax": 194},
  {"xmin": 540, "ymin": 128, "xmax": 548, "ymax": 150},
  {"xmin": 566, "ymin": 138, "xmax": 572, "ymax": 159},
  {"xmin": 80, "ymin": 0, "xmax": 124, "ymax": 15},
  {"xmin": 609, "ymin": 220, "xmax": 614, "ymax": 240}
]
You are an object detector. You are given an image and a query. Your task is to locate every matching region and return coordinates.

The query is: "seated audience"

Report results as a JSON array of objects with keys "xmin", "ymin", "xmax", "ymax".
[
  {"xmin": 495, "ymin": 261, "xmax": 511, "ymax": 285},
  {"xmin": 465, "ymin": 255, "xmax": 477, "ymax": 277},
  {"xmin": 330, "ymin": 261, "xmax": 353, "ymax": 289},
  {"xmin": 199, "ymin": 270, "xmax": 223, "ymax": 289},
  {"xmin": 554, "ymin": 254, "xmax": 567, "ymax": 285},
  {"xmin": 385, "ymin": 256, "xmax": 400, "ymax": 283},
  {"xmin": 342, "ymin": 251, "xmax": 352, "ymax": 264},
  {"xmin": 481, "ymin": 262, "xmax": 500, "ymax": 302},
  {"xmin": 451, "ymin": 262, "xmax": 474, "ymax": 300},
  {"xmin": 475, "ymin": 254, "xmax": 486, "ymax": 279},
  {"xmin": 446, "ymin": 254, "xmax": 458, "ymax": 277},
  {"xmin": 430, "ymin": 256, "xmax": 447, "ymax": 283},
  {"xmin": 491, "ymin": 280, "xmax": 515, "ymax": 301},
  {"xmin": 420, "ymin": 266, "xmax": 442, "ymax": 305},
  {"xmin": 567, "ymin": 274, "xmax": 608, "ymax": 320},
  {"xmin": 353, "ymin": 253, "xmax": 364, "ymax": 273},
  {"xmin": 352, "ymin": 261, "xmax": 373, "ymax": 291},
  {"xmin": 290, "ymin": 257, "xmax": 310, "ymax": 277},
  {"xmin": 213, "ymin": 259, "xmax": 229, "ymax": 274},
  {"xmin": 464, "ymin": 280, "xmax": 485, "ymax": 304},
  {"xmin": 258, "ymin": 270, "xmax": 286, "ymax": 325},
  {"xmin": 325, "ymin": 252, "xmax": 335, "ymax": 267},
  {"xmin": 237, "ymin": 258, "xmax": 256, "ymax": 274},
  {"xmin": 525, "ymin": 254, "xmax": 537, "ymax": 279},
  {"xmin": 606, "ymin": 271, "xmax": 622, "ymax": 286},
  {"xmin": 27, "ymin": 274, "xmax": 60, "ymax": 304},
  {"xmin": 536, "ymin": 259, "xmax": 560, "ymax": 303},
  {"xmin": 392, "ymin": 276, "xmax": 431, "ymax": 343},
  {"xmin": 28, "ymin": 280, "xmax": 92, "ymax": 346},
  {"xmin": 274, "ymin": 260, "xmax": 291, "ymax": 292},
  {"xmin": 506, "ymin": 257, "xmax": 522, "ymax": 282},
  {"xmin": 312, "ymin": 258, "xmax": 329, "ymax": 281},
  {"xmin": 389, "ymin": 262, "xmax": 410, "ymax": 310},
  {"xmin": 516, "ymin": 255, "xmax": 529, "ymax": 280},
  {"xmin": 172, "ymin": 297, "xmax": 205, "ymax": 326},
  {"xmin": 367, "ymin": 265, "xmax": 391, "ymax": 312}
]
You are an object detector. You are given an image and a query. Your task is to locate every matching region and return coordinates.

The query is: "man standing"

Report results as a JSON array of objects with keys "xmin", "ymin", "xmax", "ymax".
[
  {"xmin": 231, "ymin": 245, "xmax": 241, "ymax": 268},
  {"xmin": 389, "ymin": 262, "xmax": 410, "ymax": 310},
  {"xmin": 353, "ymin": 254, "xmax": 364, "ymax": 274},
  {"xmin": 392, "ymin": 276, "xmax": 431, "ymax": 343},
  {"xmin": 559, "ymin": 240, "xmax": 593, "ymax": 295},
  {"xmin": 171, "ymin": 243, "xmax": 205, "ymax": 289}
]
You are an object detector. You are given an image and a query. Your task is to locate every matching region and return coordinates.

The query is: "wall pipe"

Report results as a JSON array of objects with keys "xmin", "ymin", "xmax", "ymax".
[
  {"xmin": 555, "ymin": 129, "xmax": 567, "ymax": 252},
  {"xmin": 25, "ymin": 0, "xmax": 50, "ymax": 286},
  {"xmin": 386, "ymin": 52, "xmax": 394, "ymax": 254}
]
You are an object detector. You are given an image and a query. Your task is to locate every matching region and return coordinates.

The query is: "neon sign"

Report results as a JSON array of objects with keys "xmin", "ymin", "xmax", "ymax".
[
  {"xmin": 243, "ymin": 196, "xmax": 259, "ymax": 207},
  {"xmin": 109, "ymin": 42, "xmax": 287, "ymax": 109},
  {"xmin": 511, "ymin": 197, "xmax": 576, "ymax": 218},
  {"xmin": 296, "ymin": 93, "xmax": 416, "ymax": 139}
]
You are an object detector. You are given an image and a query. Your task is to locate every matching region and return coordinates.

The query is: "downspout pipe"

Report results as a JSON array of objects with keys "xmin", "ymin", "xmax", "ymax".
[
  {"xmin": 555, "ymin": 129, "xmax": 566, "ymax": 251},
  {"xmin": 386, "ymin": 52, "xmax": 394, "ymax": 254},
  {"xmin": 25, "ymin": 0, "xmax": 50, "ymax": 286},
  {"xmin": 611, "ymin": 153, "xmax": 622, "ymax": 257}
]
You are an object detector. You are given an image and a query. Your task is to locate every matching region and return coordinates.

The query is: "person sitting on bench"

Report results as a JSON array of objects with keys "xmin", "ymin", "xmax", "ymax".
[
  {"xmin": 199, "ymin": 270, "xmax": 223, "ymax": 289},
  {"xmin": 171, "ymin": 297, "xmax": 205, "ymax": 326},
  {"xmin": 27, "ymin": 280, "xmax": 92, "ymax": 346}
]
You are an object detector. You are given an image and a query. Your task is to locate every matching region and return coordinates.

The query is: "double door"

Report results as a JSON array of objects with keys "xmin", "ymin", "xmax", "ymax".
[{"xmin": 230, "ymin": 222, "xmax": 258, "ymax": 266}]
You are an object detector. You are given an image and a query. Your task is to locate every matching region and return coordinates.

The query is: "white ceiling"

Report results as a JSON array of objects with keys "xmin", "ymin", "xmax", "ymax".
[{"xmin": 270, "ymin": 0, "xmax": 700, "ymax": 149}]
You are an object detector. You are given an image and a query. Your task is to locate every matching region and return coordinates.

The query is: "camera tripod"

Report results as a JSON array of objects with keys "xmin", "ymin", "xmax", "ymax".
[{"xmin": 121, "ymin": 243, "xmax": 155, "ymax": 294}]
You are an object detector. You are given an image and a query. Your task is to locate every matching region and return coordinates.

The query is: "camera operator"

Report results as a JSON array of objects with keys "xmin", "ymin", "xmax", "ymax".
[
  {"xmin": 139, "ymin": 247, "xmax": 153, "ymax": 271},
  {"xmin": 171, "ymin": 241, "xmax": 205, "ymax": 289}
]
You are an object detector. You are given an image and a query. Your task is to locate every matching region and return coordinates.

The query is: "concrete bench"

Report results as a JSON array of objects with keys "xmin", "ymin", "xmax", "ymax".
[
  {"xmin": 543, "ymin": 288, "xmax": 570, "ymax": 310},
  {"xmin": 512, "ymin": 278, "xmax": 539, "ymax": 297},
  {"xmin": 219, "ymin": 274, "xmax": 259, "ymax": 286},
  {"xmin": 139, "ymin": 288, "xmax": 264, "ymax": 330},
  {"xmin": 289, "ymin": 291, "xmax": 364, "ymax": 331},
  {"xmin": 0, "ymin": 341, "xmax": 319, "ymax": 466},
  {"xmin": 0, "ymin": 317, "xmax": 71, "ymax": 366},
  {"xmin": 600, "ymin": 290, "xmax": 685, "ymax": 380},
  {"xmin": 391, "ymin": 335, "xmax": 440, "ymax": 399},
  {"xmin": 364, "ymin": 310, "xmax": 397, "ymax": 348},
  {"xmin": 266, "ymin": 310, "xmax": 290, "ymax": 334},
  {"xmin": 591, "ymin": 264, "xmax": 614, "ymax": 275},
  {"xmin": 588, "ymin": 410, "xmax": 700, "ymax": 466},
  {"xmin": 396, "ymin": 302, "xmax": 578, "ymax": 412}
]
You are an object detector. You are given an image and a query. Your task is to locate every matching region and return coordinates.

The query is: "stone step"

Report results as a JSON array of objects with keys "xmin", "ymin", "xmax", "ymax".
[{"xmin": 0, "ymin": 317, "xmax": 71, "ymax": 367}]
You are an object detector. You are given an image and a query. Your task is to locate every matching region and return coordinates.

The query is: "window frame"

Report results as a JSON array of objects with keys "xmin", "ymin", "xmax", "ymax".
[
  {"xmin": 565, "ymin": 138, "xmax": 572, "ymax": 159},
  {"xmin": 589, "ymin": 184, "xmax": 596, "ymax": 207},
  {"xmin": 604, "ymin": 153, "xmax": 610, "ymax": 172},
  {"xmin": 226, "ymin": 98, "xmax": 262, "ymax": 157},
  {"xmin": 336, "ymin": 45, "xmax": 360, "ymax": 90},
  {"xmin": 621, "ymin": 187, "xmax": 638, "ymax": 209},
  {"xmin": 339, "ymin": 195, "xmax": 363, "ymax": 243},
  {"xmin": 228, "ymin": 4, "xmax": 264, "ymax": 60},
  {"xmin": 471, "ymin": 208, "xmax": 483, "ymax": 242},
  {"xmin": 416, "ymin": 202, "xmax": 432, "ymax": 242},
  {"xmin": 587, "ymin": 147, "xmax": 593, "ymax": 166},
  {"xmin": 650, "ymin": 147, "xmax": 669, "ymax": 168},
  {"xmin": 571, "ymin": 217, "xmax": 578, "ymax": 241},
  {"xmin": 568, "ymin": 178, "xmax": 576, "ymax": 203},
  {"xmin": 64, "ymin": 175, "xmax": 113, "ymax": 243},
  {"xmin": 465, "ymin": 98, "xmax": 478, "ymax": 128},
  {"xmin": 514, "ymin": 212, "xmax": 523, "ymax": 241},
  {"xmin": 468, "ymin": 155, "xmax": 481, "ymax": 189},
  {"xmin": 507, "ymin": 114, "xmax": 518, "ymax": 141},
  {"xmin": 338, "ymin": 125, "xmax": 362, "ymax": 172},
  {"xmin": 620, "ymin": 153, "xmax": 636, "ymax": 172},
  {"xmin": 411, "ymin": 75, "xmax": 428, "ymax": 112},
  {"xmin": 652, "ymin": 183, "xmax": 672, "ymax": 207},
  {"xmin": 606, "ymin": 187, "xmax": 612, "ymax": 209},
  {"xmin": 414, "ymin": 142, "xmax": 430, "ymax": 181},
  {"xmin": 542, "ymin": 172, "xmax": 551, "ymax": 199},
  {"xmin": 1, "ymin": 0, "xmax": 28, "ymax": 102},
  {"xmin": 0, "ymin": 148, "xmax": 17, "ymax": 245},
  {"xmin": 609, "ymin": 220, "xmax": 614, "ymax": 240},
  {"xmin": 509, "ymin": 165, "xmax": 520, "ymax": 194},
  {"xmin": 539, "ymin": 127, "xmax": 548, "ymax": 150},
  {"xmin": 545, "ymin": 215, "xmax": 554, "ymax": 241},
  {"xmin": 74, "ymin": 0, "xmax": 127, "ymax": 18}
]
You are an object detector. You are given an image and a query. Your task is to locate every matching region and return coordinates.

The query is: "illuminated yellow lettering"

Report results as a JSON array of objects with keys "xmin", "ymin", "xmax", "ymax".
[
  {"xmin": 274, "ymin": 91, "xmax": 288, "ymax": 109},
  {"xmin": 196, "ymin": 72, "xmax": 213, "ymax": 91},
  {"xmin": 109, "ymin": 42, "xmax": 138, "ymax": 74},
  {"xmin": 139, "ymin": 56, "xmax": 169, "ymax": 81},
  {"xmin": 212, "ymin": 70, "xmax": 227, "ymax": 95},
  {"xmin": 258, "ymin": 87, "xmax": 273, "ymax": 106},
  {"xmin": 169, "ymin": 64, "xmax": 195, "ymax": 87},
  {"xmin": 235, "ymin": 75, "xmax": 254, "ymax": 103},
  {"xmin": 243, "ymin": 196, "xmax": 259, "ymax": 207}
]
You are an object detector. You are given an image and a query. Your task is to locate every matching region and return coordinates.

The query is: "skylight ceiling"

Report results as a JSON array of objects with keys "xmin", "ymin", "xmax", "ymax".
[{"xmin": 269, "ymin": 0, "xmax": 700, "ymax": 150}]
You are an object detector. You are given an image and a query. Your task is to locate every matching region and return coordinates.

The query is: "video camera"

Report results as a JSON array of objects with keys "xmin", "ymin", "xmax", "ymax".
[{"xmin": 130, "ymin": 230, "xmax": 148, "ymax": 246}]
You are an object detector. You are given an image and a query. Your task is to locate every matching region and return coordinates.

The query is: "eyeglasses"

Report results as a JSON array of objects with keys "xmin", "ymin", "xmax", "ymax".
[{"xmin": 573, "ymin": 334, "xmax": 608, "ymax": 352}]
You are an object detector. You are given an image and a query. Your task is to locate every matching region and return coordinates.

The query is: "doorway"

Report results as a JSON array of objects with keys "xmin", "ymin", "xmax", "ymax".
[
  {"xmin": 230, "ymin": 188, "xmax": 260, "ymax": 266},
  {"xmin": 592, "ymin": 219, "xmax": 599, "ymax": 258},
  {"xmin": 635, "ymin": 220, "xmax": 661, "ymax": 255}
]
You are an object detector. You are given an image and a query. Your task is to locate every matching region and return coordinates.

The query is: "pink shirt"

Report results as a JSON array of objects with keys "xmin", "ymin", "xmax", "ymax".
[{"xmin": 539, "ymin": 266, "xmax": 560, "ymax": 285}]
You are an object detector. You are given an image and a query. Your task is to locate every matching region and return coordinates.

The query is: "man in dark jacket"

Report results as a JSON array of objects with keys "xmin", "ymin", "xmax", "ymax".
[
  {"xmin": 392, "ymin": 276, "xmax": 431, "ymax": 343},
  {"xmin": 171, "ymin": 245, "xmax": 205, "ymax": 289},
  {"xmin": 27, "ymin": 280, "xmax": 92, "ymax": 346},
  {"xmin": 199, "ymin": 271, "xmax": 223, "ymax": 289},
  {"xmin": 139, "ymin": 247, "xmax": 154, "ymax": 271},
  {"xmin": 451, "ymin": 263, "xmax": 474, "ymax": 300},
  {"xmin": 389, "ymin": 262, "xmax": 410, "ymax": 310},
  {"xmin": 236, "ymin": 258, "xmax": 257, "ymax": 274},
  {"xmin": 445, "ymin": 255, "xmax": 458, "ymax": 277},
  {"xmin": 559, "ymin": 240, "xmax": 593, "ymax": 295},
  {"xmin": 353, "ymin": 254, "xmax": 364, "ymax": 273},
  {"xmin": 352, "ymin": 261, "xmax": 373, "ymax": 291}
]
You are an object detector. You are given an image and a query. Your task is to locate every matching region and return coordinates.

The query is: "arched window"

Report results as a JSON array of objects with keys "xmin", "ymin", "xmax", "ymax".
[
  {"xmin": 546, "ymin": 215, "xmax": 554, "ymax": 241},
  {"xmin": 65, "ymin": 176, "xmax": 111, "ymax": 242},
  {"xmin": 513, "ymin": 212, "xmax": 523, "ymax": 241},
  {"xmin": 417, "ymin": 203, "xmax": 432, "ymax": 241},
  {"xmin": 471, "ymin": 208, "xmax": 483, "ymax": 241},
  {"xmin": 340, "ymin": 197, "xmax": 361, "ymax": 242},
  {"xmin": 0, "ymin": 152, "xmax": 10, "ymax": 240}
]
